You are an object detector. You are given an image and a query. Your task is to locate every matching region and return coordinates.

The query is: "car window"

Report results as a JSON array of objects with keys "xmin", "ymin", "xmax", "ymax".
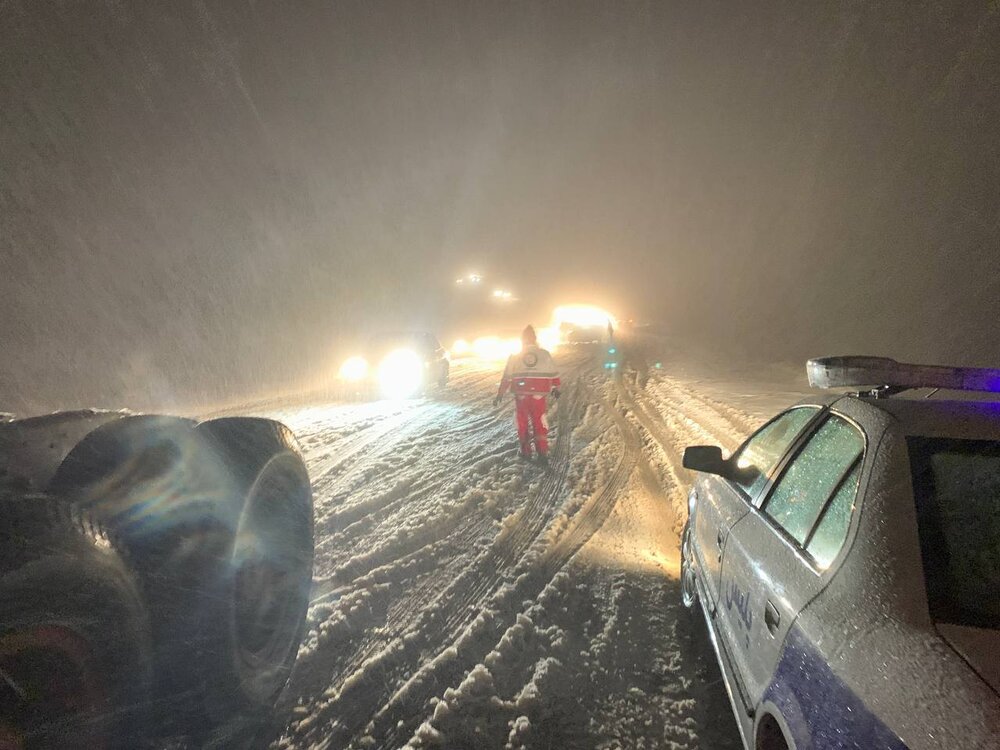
[
  {"xmin": 806, "ymin": 463, "xmax": 862, "ymax": 569},
  {"xmin": 730, "ymin": 407, "xmax": 819, "ymax": 499},
  {"xmin": 762, "ymin": 415, "xmax": 864, "ymax": 547},
  {"xmin": 909, "ymin": 437, "xmax": 1000, "ymax": 629}
]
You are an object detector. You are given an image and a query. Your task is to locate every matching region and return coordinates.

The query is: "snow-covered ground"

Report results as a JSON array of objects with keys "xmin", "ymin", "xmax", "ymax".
[{"xmin": 219, "ymin": 336, "xmax": 812, "ymax": 750}]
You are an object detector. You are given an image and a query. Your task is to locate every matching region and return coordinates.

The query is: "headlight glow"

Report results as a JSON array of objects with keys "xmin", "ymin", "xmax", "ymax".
[
  {"xmin": 537, "ymin": 326, "xmax": 562, "ymax": 351},
  {"xmin": 471, "ymin": 336, "xmax": 520, "ymax": 361},
  {"xmin": 339, "ymin": 355, "xmax": 369, "ymax": 382},
  {"xmin": 378, "ymin": 348, "xmax": 425, "ymax": 399}
]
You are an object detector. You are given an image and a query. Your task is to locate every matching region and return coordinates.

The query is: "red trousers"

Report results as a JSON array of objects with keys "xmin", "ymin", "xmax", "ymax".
[{"xmin": 515, "ymin": 395, "xmax": 549, "ymax": 456}]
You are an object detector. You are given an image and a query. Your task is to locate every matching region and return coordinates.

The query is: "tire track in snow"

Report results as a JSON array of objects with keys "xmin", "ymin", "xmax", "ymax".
[
  {"xmin": 364, "ymin": 379, "xmax": 641, "ymax": 750},
  {"xmin": 277, "ymin": 377, "xmax": 592, "ymax": 748},
  {"xmin": 306, "ymin": 408, "xmax": 418, "ymax": 494},
  {"xmin": 312, "ymin": 352, "xmax": 596, "ymax": 594},
  {"xmin": 535, "ymin": 381, "xmax": 639, "ymax": 578},
  {"xmin": 645, "ymin": 373, "xmax": 757, "ymax": 451},
  {"xmin": 309, "ymin": 402, "xmax": 509, "ymax": 566},
  {"xmin": 313, "ymin": 438, "xmax": 511, "ymax": 591},
  {"xmin": 616, "ymin": 369, "xmax": 689, "ymax": 489},
  {"xmin": 269, "ymin": 352, "xmax": 599, "ymax": 749}
]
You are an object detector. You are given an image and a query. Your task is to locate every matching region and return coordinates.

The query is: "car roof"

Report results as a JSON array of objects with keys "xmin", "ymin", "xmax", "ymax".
[
  {"xmin": 861, "ymin": 396, "xmax": 1000, "ymax": 440},
  {"xmin": 797, "ymin": 392, "xmax": 1000, "ymax": 441}
]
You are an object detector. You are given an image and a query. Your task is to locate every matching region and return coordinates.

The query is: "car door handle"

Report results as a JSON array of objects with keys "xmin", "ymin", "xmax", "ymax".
[{"xmin": 764, "ymin": 600, "xmax": 780, "ymax": 635}]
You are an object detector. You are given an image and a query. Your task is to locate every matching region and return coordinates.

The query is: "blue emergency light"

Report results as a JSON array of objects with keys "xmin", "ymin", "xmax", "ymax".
[{"xmin": 807, "ymin": 356, "xmax": 1000, "ymax": 396}]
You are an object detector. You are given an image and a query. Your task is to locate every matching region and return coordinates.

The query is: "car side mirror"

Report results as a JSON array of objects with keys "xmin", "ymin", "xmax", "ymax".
[{"xmin": 683, "ymin": 445, "xmax": 730, "ymax": 478}]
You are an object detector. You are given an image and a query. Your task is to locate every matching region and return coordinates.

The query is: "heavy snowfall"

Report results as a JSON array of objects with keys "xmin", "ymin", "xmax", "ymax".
[
  {"xmin": 4, "ymin": 3, "xmax": 1000, "ymax": 748},
  {"xmin": 200, "ymin": 337, "xmax": 809, "ymax": 750}
]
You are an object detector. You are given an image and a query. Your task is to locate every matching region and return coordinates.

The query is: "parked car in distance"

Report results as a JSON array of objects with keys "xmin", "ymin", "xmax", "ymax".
[{"xmin": 338, "ymin": 331, "xmax": 449, "ymax": 400}]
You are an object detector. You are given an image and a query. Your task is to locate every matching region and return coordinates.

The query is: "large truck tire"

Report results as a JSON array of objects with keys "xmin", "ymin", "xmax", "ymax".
[
  {"xmin": 47, "ymin": 415, "xmax": 313, "ymax": 737},
  {"xmin": 193, "ymin": 417, "xmax": 314, "ymax": 725},
  {"xmin": 0, "ymin": 494, "xmax": 152, "ymax": 749}
]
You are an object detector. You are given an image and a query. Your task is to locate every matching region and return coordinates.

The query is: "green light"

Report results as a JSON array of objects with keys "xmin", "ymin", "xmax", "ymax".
[
  {"xmin": 608, "ymin": 347, "xmax": 617, "ymax": 354},
  {"xmin": 654, "ymin": 362, "xmax": 662, "ymax": 369}
]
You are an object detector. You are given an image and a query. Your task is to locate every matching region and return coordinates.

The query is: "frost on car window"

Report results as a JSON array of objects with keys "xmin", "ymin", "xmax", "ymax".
[
  {"xmin": 909, "ymin": 438, "xmax": 1000, "ymax": 629},
  {"xmin": 807, "ymin": 463, "xmax": 861, "ymax": 569},
  {"xmin": 731, "ymin": 407, "xmax": 819, "ymax": 499},
  {"xmin": 763, "ymin": 416, "xmax": 864, "ymax": 546}
]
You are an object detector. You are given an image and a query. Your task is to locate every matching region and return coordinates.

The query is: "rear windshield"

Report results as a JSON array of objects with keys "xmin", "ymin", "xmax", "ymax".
[{"xmin": 908, "ymin": 437, "xmax": 1000, "ymax": 629}]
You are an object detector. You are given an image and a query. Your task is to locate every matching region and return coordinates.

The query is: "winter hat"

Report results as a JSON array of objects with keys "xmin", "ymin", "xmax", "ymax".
[{"xmin": 521, "ymin": 325, "xmax": 537, "ymax": 345}]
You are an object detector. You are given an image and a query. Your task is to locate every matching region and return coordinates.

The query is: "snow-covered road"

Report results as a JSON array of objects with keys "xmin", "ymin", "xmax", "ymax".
[{"xmin": 222, "ymin": 338, "xmax": 809, "ymax": 750}]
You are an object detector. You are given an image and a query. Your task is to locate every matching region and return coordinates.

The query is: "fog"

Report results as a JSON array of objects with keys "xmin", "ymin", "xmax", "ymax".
[{"xmin": 2, "ymin": 1, "xmax": 998, "ymax": 415}]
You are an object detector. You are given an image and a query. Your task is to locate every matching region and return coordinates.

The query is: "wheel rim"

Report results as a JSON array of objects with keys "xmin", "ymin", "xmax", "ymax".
[
  {"xmin": 229, "ymin": 456, "xmax": 312, "ymax": 698},
  {"xmin": 681, "ymin": 528, "xmax": 698, "ymax": 608},
  {"xmin": 0, "ymin": 626, "xmax": 109, "ymax": 749}
]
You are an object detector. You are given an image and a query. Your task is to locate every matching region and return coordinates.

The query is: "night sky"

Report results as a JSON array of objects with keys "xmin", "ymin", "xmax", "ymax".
[{"xmin": 2, "ymin": 1, "xmax": 998, "ymax": 414}]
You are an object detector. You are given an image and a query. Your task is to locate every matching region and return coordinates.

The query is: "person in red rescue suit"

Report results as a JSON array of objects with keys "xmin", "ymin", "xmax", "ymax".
[{"xmin": 494, "ymin": 325, "xmax": 561, "ymax": 461}]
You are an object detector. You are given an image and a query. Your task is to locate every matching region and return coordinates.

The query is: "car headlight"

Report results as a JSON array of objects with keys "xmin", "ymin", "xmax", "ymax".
[
  {"xmin": 339, "ymin": 355, "xmax": 369, "ymax": 382},
  {"xmin": 378, "ymin": 348, "xmax": 424, "ymax": 399}
]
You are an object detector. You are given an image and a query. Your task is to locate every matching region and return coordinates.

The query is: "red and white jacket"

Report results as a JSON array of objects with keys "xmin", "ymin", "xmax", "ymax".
[{"xmin": 498, "ymin": 345, "xmax": 560, "ymax": 398}]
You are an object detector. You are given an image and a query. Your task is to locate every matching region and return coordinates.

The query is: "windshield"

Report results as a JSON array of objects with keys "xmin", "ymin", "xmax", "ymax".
[{"xmin": 909, "ymin": 437, "xmax": 1000, "ymax": 630}]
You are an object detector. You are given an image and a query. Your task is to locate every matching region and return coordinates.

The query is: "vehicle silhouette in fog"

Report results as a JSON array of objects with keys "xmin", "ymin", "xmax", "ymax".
[{"xmin": 337, "ymin": 331, "xmax": 450, "ymax": 400}]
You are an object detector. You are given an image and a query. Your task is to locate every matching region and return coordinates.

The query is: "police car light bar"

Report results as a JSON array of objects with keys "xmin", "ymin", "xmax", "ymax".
[{"xmin": 807, "ymin": 356, "xmax": 1000, "ymax": 394}]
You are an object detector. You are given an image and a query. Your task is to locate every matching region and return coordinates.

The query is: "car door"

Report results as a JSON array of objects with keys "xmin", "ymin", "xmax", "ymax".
[
  {"xmin": 716, "ymin": 413, "xmax": 865, "ymax": 713},
  {"xmin": 691, "ymin": 406, "xmax": 820, "ymax": 610}
]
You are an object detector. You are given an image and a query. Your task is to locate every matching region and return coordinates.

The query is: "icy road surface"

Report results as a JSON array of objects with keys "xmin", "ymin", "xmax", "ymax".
[{"xmin": 215, "ymin": 340, "xmax": 809, "ymax": 750}]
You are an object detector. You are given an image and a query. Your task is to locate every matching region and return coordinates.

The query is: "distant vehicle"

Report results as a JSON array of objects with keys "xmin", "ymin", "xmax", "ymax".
[
  {"xmin": 558, "ymin": 321, "xmax": 606, "ymax": 344},
  {"xmin": 338, "ymin": 331, "xmax": 449, "ymax": 399},
  {"xmin": 680, "ymin": 357, "xmax": 1000, "ymax": 750},
  {"xmin": 0, "ymin": 410, "xmax": 314, "ymax": 747}
]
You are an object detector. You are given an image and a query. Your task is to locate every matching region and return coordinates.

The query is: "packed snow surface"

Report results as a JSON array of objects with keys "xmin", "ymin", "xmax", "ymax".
[{"xmin": 203, "ymin": 336, "xmax": 810, "ymax": 749}]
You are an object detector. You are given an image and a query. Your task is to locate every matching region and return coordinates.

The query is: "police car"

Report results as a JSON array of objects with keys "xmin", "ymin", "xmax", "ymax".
[{"xmin": 680, "ymin": 356, "xmax": 1000, "ymax": 750}]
